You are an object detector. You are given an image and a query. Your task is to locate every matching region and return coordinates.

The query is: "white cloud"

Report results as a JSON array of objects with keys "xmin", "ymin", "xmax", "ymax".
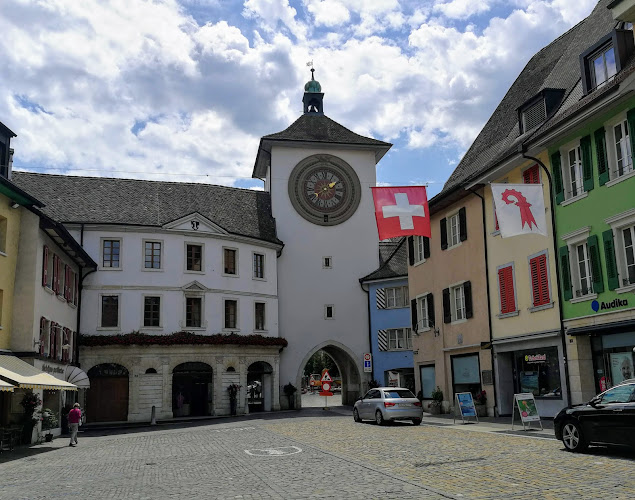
[
  {"xmin": 304, "ymin": 0, "xmax": 350, "ymax": 27},
  {"xmin": 433, "ymin": 0, "xmax": 494, "ymax": 20},
  {"xmin": 242, "ymin": 0, "xmax": 306, "ymax": 40}
]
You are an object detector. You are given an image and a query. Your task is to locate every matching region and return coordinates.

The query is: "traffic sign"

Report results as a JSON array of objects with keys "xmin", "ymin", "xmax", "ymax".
[
  {"xmin": 363, "ymin": 353, "xmax": 372, "ymax": 373},
  {"xmin": 364, "ymin": 353, "xmax": 371, "ymax": 361},
  {"xmin": 321, "ymin": 370, "xmax": 332, "ymax": 382}
]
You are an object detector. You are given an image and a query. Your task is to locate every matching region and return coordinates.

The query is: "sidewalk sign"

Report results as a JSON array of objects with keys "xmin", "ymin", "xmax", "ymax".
[
  {"xmin": 511, "ymin": 393, "xmax": 543, "ymax": 431},
  {"xmin": 453, "ymin": 392, "xmax": 479, "ymax": 424},
  {"xmin": 319, "ymin": 370, "xmax": 333, "ymax": 408}
]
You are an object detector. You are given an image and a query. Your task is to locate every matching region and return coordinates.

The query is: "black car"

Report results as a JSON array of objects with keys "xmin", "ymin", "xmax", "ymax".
[{"xmin": 554, "ymin": 379, "xmax": 635, "ymax": 452}]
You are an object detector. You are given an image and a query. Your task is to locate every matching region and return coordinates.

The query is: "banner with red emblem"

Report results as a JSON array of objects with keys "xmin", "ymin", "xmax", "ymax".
[
  {"xmin": 371, "ymin": 186, "xmax": 430, "ymax": 241},
  {"xmin": 491, "ymin": 184, "xmax": 547, "ymax": 238}
]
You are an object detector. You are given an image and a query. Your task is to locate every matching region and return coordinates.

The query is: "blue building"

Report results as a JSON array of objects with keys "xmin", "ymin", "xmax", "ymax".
[{"xmin": 360, "ymin": 238, "xmax": 414, "ymax": 392}]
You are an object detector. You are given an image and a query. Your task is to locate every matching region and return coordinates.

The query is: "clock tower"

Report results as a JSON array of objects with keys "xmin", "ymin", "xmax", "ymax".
[{"xmin": 253, "ymin": 71, "xmax": 392, "ymax": 406}]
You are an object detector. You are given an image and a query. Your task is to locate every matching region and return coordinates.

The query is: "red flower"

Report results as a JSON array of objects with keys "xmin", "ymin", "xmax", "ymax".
[{"xmin": 79, "ymin": 331, "xmax": 288, "ymax": 348}]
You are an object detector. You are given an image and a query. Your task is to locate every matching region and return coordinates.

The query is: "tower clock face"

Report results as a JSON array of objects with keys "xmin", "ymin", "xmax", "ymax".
[{"xmin": 288, "ymin": 154, "xmax": 362, "ymax": 226}]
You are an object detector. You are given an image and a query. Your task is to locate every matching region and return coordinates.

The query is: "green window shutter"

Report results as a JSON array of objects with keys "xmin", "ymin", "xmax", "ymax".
[
  {"xmin": 550, "ymin": 151, "xmax": 564, "ymax": 205},
  {"xmin": 587, "ymin": 234, "xmax": 604, "ymax": 294},
  {"xmin": 580, "ymin": 135, "xmax": 594, "ymax": 192},
  {"xmin": 559, "ymin": 246, "xmax": 572, "ymax": 301},
  {"xmin": 627, "ymin": 108, "xmax": 635, "ymax": 169},
  {"xmin": 602, "ymin": 230, "xmax": 620, "ymax": 291},
  {"xmin": 594, "ymin": 128, "xmax": 609, "ymax": 186}
]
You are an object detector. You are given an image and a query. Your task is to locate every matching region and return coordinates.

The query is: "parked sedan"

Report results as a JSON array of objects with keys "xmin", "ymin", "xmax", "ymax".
[
  {"xmin": 353, "ymin": 387, "xmax": 423, "ymax": 425},
  {"xmin": 554, "ymin": 379, "xmax": 635, "ymax": 452}
]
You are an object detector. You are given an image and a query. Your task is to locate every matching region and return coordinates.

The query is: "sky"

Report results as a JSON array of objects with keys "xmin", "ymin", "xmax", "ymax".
[{"xmin": 1, "ymin": 0, "xmax": 598, "ymax": 197}]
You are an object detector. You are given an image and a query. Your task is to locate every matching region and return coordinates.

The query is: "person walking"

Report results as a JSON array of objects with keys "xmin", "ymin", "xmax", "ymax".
[{"xmin": 68, "ymin": 403, "xmax": 82, "ymax": 447}]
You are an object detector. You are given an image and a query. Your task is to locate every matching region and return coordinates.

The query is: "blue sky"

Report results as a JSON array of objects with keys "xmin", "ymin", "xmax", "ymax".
[{"xmin": 0, "ymin": 0, "xmax": 597, "ymax": 197}]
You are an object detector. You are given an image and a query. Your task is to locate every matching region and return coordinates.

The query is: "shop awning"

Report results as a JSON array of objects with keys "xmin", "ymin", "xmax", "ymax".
[
  {"xmin": 0, "ymin": 356, "xmax": 77, "ymax": 391},
  {"xmin": 566, "ymin": 319, "xmax": 635, "ymax": 336},
  {"xmin": 0, "ymin": 379, "xmax": 16, "ymax": 392},
  {"xmin": 65, "ymin": 366, "xmax": 90, "ymax": 389}
]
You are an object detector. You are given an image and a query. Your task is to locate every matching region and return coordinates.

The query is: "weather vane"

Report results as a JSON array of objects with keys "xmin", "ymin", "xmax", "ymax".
[{"xmin": 306, "ymin": 60, "xmax": 313, "ymax": 68}]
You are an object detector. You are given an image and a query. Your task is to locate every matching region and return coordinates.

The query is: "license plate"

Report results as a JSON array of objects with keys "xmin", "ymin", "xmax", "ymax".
[{"xmin": 398, "ymin": 403, "xmax": 411, "ymax": 407}]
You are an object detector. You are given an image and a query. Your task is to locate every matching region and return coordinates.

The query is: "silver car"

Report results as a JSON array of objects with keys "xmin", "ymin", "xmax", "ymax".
[{"xmin": 353, "ymin": 387, "xmax": 423, "ymax": 425}]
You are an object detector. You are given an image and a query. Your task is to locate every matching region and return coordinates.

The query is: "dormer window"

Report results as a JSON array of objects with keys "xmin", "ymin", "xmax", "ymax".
[
  {"xmin": 580, "ymin": 29, "xmax": 634, "ymax": 95},
  {"xmin": 522, "ymin": 100, "xmax": 546, "ymax": 133},
  {"xmin": 517, "ymin": 89, "xmax": 564, "ymax": 134},
  {"xmin": 589, "ymin": 45, "xmax": 617, "ymax": 89}
]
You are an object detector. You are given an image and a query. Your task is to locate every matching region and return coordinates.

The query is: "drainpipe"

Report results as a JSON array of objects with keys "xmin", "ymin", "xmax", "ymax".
[
  {"xmin": 468, "ymin": 187, "xmax": 497, "ymax": 415},
  {"xmin": 521, "ymin": 153, "xmax": 572, "ymax": 408},
  {"xmin": 359, "ymin": 280, "xmax": 372, "ymax": 392}
]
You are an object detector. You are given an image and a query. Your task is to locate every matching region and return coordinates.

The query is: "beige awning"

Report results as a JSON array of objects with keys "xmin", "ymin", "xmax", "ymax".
[
  {"xmin": 0, "ymin": 356, "xmax": 77, "ymax": 391},
  {"xmin": 0, "ymin": 379, "xmax": 16, "ymax": 392},
  {"xmin": 65, "ymin": 365, "xmax": 90, "ymax": 389}
]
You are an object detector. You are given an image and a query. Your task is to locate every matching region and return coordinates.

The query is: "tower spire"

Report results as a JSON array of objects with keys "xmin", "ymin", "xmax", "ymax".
[{"xmin": 303, "ymin": 66, "xmax": 324, "ymax": 114}]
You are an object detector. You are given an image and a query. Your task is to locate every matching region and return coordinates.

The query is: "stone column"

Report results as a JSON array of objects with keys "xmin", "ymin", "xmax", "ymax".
[
  {"xmin": 239, "ymin": 357, "xmax": 247, "ymax": 414},
  {"xmin": 161, "ymin": 357, "xmax": 172, "ymax": 420},
  {"xmin": 272, "ymin": 356, "xmax": 281, "ymax": 411},
  {"xmin": 214, "ymin": 357, "xmax": 224, "ymax": 416}
]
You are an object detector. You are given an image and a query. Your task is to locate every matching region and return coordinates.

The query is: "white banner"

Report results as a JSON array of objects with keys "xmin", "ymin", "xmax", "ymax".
[{"xmin": 491, "ymin": 183, "xmax": 547, "ymax": 238}]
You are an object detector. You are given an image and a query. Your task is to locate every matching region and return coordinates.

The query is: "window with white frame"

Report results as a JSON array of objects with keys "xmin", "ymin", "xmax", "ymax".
[
  {"xmin": 452, "ymin": 284, "xmax": 466, "ymax": 321},
  {"xmin": 253, "ymin": 253, "xmax": 265, "ymax": 279},
  {"xmin": 575, "ymin": 242, "xmax": 593, "ymax": 297},
  {"xmin": 144, "ymin": 241, "xmax": 162, "ymax": 269},
  {"xmin": 224, "ymin": 299, "xmax": 237, "ymax": 329},
  {"xmin": 414, "ymin": 235, "xmax": 425, "ymax": 263},
  {"xmin": 100, "ymin": 295, "xmax": 119, "ymax": 328},
  {"xmin": 143, "ymin": 296, "xmax": 161, "ymax": 327},
  {"xmin": 255, "ymin": 302, "xmax": 265, "ymax": 331},
  {"xmin": 186, "ymin": 244, "xmax": 202, "ymax": 272},
  {"xmin": 102, "ymin": 239, "xmax": 121, "ymax": 268},
  {"xmin": 566, "ymin": 144, "xmax": 584, "ymax": 199},
  {"xmin": 385, "ymin": 286, "xmax": 409, "ymax": 308},
  {"xmin": 448, "ymin": 213, "xmax": 460, "ymax": 247},
  {"xmin": 324, "ymin": 305, "xmax": 334, "ymax": 319},
  {"xmin": 387, "ymin": 328, "xmax": 412, "ymax": 350},
  {"xmin": 417, "ymin": 295, "xmax": 429, "ymax": 330},
  {"xmin": 589, "ymin": 44, "xmax": 617, "ymax": 89},
  {"xmin": 621, "ymin": 224, "xmax": 635, "ymax": 286},
  {"xmin": 186, "ymin": 296, "xmax": 202, "ymax": 328},
  {"xmin": 605, "ymin": 211, "xmax": 635, "ymax": 291},
  {"xmin": 611, "ymin": 118, "xmax": 633, "ymax": 179},
  {"xmin": 223, "ymin": 248, "xmax": 237, "ymax": 275}
]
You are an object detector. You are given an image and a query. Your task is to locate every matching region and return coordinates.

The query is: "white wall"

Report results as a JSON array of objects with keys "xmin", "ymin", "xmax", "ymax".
[
  {"xmin": 79, "ymin": 227, "xmax": 279, "ymax": 337},
  {"xmin": 269, "ymin": 146, "xmax": 379, "ymax": 390}
]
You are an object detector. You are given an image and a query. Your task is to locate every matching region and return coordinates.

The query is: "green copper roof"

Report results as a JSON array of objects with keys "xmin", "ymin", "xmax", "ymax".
[{"xmin": 304, "ymin": 79, "xmax": 321, "ymax": 93}]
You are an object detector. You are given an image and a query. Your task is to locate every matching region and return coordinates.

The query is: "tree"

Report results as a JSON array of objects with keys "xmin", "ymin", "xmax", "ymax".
[{"xmin": 303, "ymin": 350, "xmax": 339, "ymax": 377}]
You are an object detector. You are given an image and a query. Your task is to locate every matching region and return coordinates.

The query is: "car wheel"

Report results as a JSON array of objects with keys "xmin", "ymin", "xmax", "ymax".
[
  {"xmin": 353, "ymin": 408, "xmax": 362, "ymax": 423},
  {"xmin": 375, "ymin": 410, "xmax": 386, "ymax": 426},
  {"xmin": 412, "ymin": 418, "xmax": 422, "ymax": 426},
  {"xmin": 562, "ymin": 421, "xmax": 587, "ymax": 452}
]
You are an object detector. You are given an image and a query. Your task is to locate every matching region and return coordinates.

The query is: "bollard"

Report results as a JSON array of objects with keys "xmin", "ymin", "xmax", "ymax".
[{"xmin": 151, "ymin": 405, "xmax": 157, "ymax": 425}]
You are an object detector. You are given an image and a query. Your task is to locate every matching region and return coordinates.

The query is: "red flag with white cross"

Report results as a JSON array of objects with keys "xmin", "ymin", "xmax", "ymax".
[{"xmin": 371, "ymin": 186, "xmax": 431, "ymax": 241}]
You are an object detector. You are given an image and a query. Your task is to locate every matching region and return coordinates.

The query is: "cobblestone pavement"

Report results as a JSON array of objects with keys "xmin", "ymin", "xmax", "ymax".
[{"xmin": 1, "ymin": 410, "xmax": 633, "ymax": 499}]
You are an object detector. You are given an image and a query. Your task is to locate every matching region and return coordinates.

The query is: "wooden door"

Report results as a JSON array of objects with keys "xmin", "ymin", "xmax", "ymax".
[{"xmin": 87, "ymin": 377, "xmax": 129, "ymax": 422}]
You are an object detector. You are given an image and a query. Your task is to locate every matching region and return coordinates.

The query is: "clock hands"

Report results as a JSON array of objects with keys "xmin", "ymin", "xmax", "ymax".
[{"xmin": 313, "ymin": 181, "xmax": 337, "ymax": 199}]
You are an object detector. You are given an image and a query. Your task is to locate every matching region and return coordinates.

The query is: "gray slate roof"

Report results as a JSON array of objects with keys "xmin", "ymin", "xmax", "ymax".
[
  {"xmin": 361, "ymin": 237, "xmax": 407, "ymax": 282},
  {"xmin": 441, "ymin": 0, "xmax": 616, "ymax": 194},
  {"xmin": 11, "ymin": 172, "xmax": 282, "ymax": 245}
]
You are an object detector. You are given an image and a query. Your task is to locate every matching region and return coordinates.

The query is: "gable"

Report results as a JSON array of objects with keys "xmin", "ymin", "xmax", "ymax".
[{"xmin": 162, "ymin": 212, "xmax": 227, "ymax": 235}]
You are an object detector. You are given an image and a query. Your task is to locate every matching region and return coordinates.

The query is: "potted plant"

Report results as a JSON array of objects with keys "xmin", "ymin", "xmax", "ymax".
[
  {"xmin": 429, "ymin": 386, "xmax": 443, "ymax": 415},
  {"xmin": 41, "ymin": 408, "xmax": 59, "ymax": 442},
  {"xmin": 227, "ymin": 383, "xmax": 241, "ymax": 416},
  {"xmin": 20, "ymin": 392, "xmax": 42, "ymax": 444},
  {"xmin": 283, "ymin": 383, "xmax": 298, "ymax": 410},
  {"xmin": 474, "ymin": 390, "xmax": 487, "ymax": 417}
]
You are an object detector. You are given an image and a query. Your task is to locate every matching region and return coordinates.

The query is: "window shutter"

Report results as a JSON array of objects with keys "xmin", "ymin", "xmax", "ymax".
[
  {"xmin": 42, "ymin": 246, "xmax": 49, "ymax": 287},
  {"xmin": 594, "ymin": 127, "xmax": 609, "ymax": 186},
  {"xmin": 58, "ymin": 258, "xmax": 63, "ymax": 296},
  {"xmin": 602, "ymin": 230, "xmax": 619, "ymax": 290},
  {"xmin": 442, "ymin": 288, "xmax": 451, "ymax": 324},
  {"xmin": 411, "ymin": 298, "xmax": 418, "ymax": 333},
  {"xmin": 39, "ymin": 317, "xmax": 47, "ymax": 356},
  {"xmin": 440, "ymin": 218, "xmax": 448, "ymax": 250},
  {"xmin": 551, "ymin": 151, "xmax": 564, "ymax": 205},
  {"xmin": 64, "ymin": 265, "xmax": 69, "ymax": 300},
  {"xmin": 71, "ymin": 331, "xmax": 77, "ymax": 362},
  {"xmin": 464, "ymin": 281, "xmax": 473, "ymax": 318},
  {"xmin": 523, "ymin": 165, "xmax": 540, "ymax": 184},
  {"xmin": 559, "ymin": 246, "xmax": 572, "ymax": 301},
  {"xmin": 587, "ymin": 234, "xmax": 604, "ymax": 294},
  {"xmin": 74, "ymin": 273, "xmax": 79, "ymax": 306},
  {"xmin": 427, "ymin": 294, "xmax": 435, "ymax": 327},
  {"xmin": 423, "ymin": 237, "xmax": 430, "ymax": 259},
  {"xmin": 580, "ymin": 135, "xmax": 594, "ymax": 192},
  {"xmin": 376, "ymin": 288, "xmax": 387, "ymax": 309},
  {"xmin": 627, "ymin": 108, "xmax": 635, "ymax": 169},
  {"xmin": 498, "ymin": 267, "xmax": 515, "ymax": 314},
  {"xmin": 407, "ymin": 236, "xmax": 414, "ymax": 266},
  {"xmin": 377, "ymin": 330, "xmax": 388, "ymax": 351},
  {"xmin": 459, "ymin": 207, "xmax": 467, "ymax": 241},
  {"xmin": 50, "ymin": 322, "xmax": 57, "ymax": 359},
  {"xmin": 530, "ymin": 254, "xmax": 550, "ymax": 307},
  {"xmin": 52, "ymin": 254, "xmax": 58, "ymax": 293}
]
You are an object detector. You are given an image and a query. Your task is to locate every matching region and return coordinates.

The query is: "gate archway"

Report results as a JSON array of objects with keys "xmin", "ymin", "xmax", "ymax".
[
  {"xmin": 86, "ymin": 363, "xmax": 129, "ymax": 423},
  {"xmin": 247, "ymin": 361, "xmax": 273, "ymax": 412},
  {"xmin": 298, "ymin": 341, "xmax": 362, "ymax": 407},
  {"xmin": 173, "ymin": 362, "xmax": 213, "ymax": 417}
]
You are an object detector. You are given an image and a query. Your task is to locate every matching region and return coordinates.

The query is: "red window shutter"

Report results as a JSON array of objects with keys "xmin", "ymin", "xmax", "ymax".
[
  {"xmin": 71, "ymin": 331, "xmax": 77, "ymax": 362},
  {"xmin": 62, "ymin": 328, "xmax": 69, "ymax": 362},
  {"xmin": 39, "ymin": 317, "xmax": 47, "ymax": 356},
  {"xmin": 523, "ymin": 165, "xmax": 540, "ymax": 184},
  {"xmin": 498, "ymin": 266, "xmax": 516, "ymax": 314},
  {"xmin": 42, "ymin": 246, "xmax": 49, "ymax": 287},
  {"xmin": 52, "ymin": 255, "xmax": 57, "ymax": 293},
  {"xmin": 49, "ymin": 322, "xmax": 56, "ymax": 359},
  {"xmin": 64, "ymin": 265, "xmax": 69, "ymax": 300},
  {"xmin": 530, "ymin": 254, "xmax": 551, "ymax": 306},
  {"xmin": 74, "ymin": 273, "xmax": 79, "ymax": 306}
]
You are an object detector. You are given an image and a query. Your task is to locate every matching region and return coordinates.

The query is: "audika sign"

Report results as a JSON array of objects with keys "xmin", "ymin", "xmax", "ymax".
[{"xmin": 591, "ymin": 299, "xmax": 629, "ymax": 313}]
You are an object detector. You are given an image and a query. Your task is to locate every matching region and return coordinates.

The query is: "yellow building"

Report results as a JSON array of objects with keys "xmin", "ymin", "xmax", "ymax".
[{"xmin": 469, "ymin": 152, "xmax": 565, "ymax": 417}]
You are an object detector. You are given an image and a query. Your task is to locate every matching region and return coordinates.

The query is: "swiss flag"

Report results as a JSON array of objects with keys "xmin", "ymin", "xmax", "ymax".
[{"xmin": 371, "ymin": 186, "xmax": 431, "ymax": 241}]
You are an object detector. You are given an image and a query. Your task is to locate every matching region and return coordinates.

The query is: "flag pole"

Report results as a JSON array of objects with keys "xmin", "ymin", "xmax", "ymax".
[{"xmin": 521, "ymin": 152, "xmax": 571, "ymax": 408}]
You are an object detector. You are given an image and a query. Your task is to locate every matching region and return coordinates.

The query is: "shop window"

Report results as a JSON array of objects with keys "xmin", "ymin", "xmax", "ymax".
[
  {"xmin": 451, "ymin": 354, "xmax": 481, "ymax": 397},
  {"xmin": 419, "ymin": 365, "xmax": 435, "ymax": 399},
  {"xmin": 514, "ymin": 347, "xmax": 561, "ymax": 398}
]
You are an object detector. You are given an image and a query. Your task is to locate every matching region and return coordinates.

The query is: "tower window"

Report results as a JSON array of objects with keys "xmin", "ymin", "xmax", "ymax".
[{"xmin": 325, "ymin": 305, "xmax": 334, "ymax": 319}]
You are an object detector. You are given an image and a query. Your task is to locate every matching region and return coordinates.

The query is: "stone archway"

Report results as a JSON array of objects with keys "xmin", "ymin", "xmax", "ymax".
[
  {"xmin": 297, "ymin": 341, "xmax": 362, "ymax": 407},
  {"xmin": 247, "ymin": 362, "xmax": 273, "ymax": 412}
]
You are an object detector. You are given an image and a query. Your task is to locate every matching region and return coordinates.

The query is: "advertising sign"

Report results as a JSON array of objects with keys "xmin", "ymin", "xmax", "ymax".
[
  {"xmin": 512, "ymin": 393, "xmax": 542, "ymax": 431},
  {"xmin": 453, "ymin": 392, "xmax": 478, "ymax": 424},
  {"xmin": 610, "ymin": 352, "xmax": 634, "ymax": 385}
]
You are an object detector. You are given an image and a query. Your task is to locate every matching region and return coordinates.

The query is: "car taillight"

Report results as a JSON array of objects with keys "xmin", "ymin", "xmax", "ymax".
[
  {"xmin": 413, "ymin": 401, "xmax": 422, "ymax": 407},
  {"xmin": 384, "ymin": 402, "xmax": 395, "ymax": 407}
]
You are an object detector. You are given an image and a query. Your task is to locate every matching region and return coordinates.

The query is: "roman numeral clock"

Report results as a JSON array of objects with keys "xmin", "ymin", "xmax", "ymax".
[{"xmin": 288, "ymin": 154, "xmax": 362, "ymax": 226}]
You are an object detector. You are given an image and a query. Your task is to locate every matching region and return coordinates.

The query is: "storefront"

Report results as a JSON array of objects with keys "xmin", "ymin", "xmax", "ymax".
[
  {"xmin": 384, "ymin": 368, "xmax": 415, "ymax": 392},
  {"xmin": 492, "ymin": 332, "xmax": 568, "ymax": 417}
]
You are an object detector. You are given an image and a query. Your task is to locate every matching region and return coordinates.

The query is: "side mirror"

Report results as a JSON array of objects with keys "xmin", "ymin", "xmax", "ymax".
[
  {"xmin": 356, "ymin": 397, "xmax": 363, "ymax": 402},
  {"xmin": 589, "ymin": 396, "xmax": 600, "ymax": 407}
]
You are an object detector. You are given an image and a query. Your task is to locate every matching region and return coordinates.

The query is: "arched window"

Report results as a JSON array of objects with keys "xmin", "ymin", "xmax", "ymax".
[{"xmin": 145, "ymin": 368, "xmax": 158, "ymax": 374}]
